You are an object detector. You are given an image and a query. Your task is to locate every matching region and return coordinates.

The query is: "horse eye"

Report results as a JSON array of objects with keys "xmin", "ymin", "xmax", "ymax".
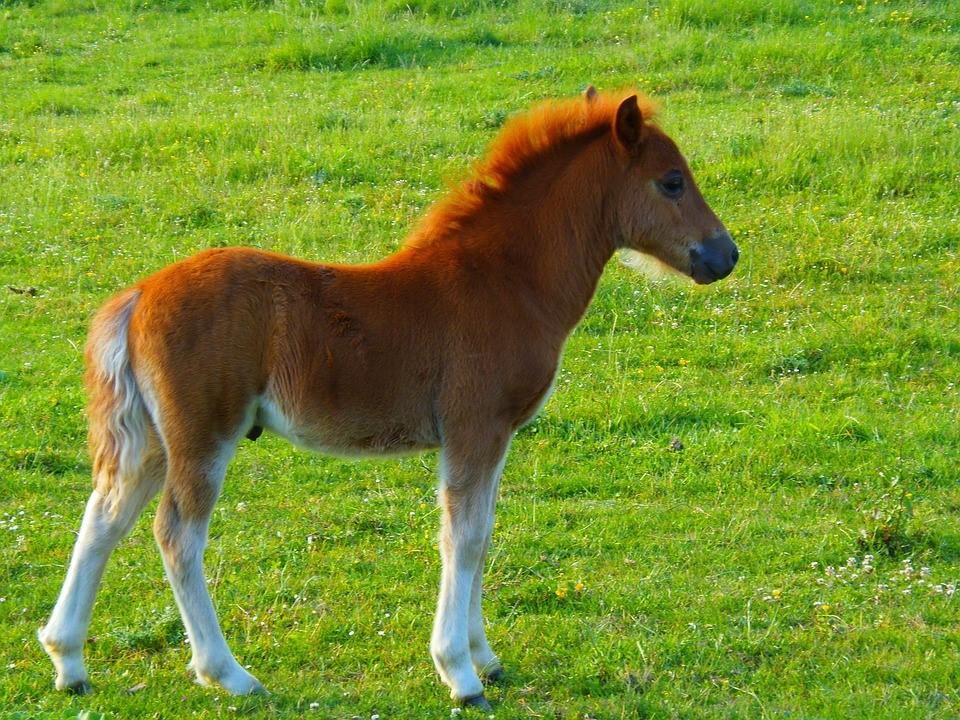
[{"xmin": 657, "ymin": 171, "xmax": 685, "ymax": 200}]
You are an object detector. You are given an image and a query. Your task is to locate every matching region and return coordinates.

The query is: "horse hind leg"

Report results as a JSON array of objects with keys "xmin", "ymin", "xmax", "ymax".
[
  {"xmin": 40, "ymin": 289, "xmax": 164, "ymax": 693},
  {"xmin": 153, "ymin": 439, "xmax": 265, "ymax": 696},
  {"xmin": 39, "ymin": 433, "xmax": 166, "ymax": 693}
]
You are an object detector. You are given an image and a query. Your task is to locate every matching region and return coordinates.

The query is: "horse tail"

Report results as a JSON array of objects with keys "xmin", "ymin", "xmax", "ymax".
[{"xmin": 84, "ymin": 288, "xmax": 151, "ymax": 498}]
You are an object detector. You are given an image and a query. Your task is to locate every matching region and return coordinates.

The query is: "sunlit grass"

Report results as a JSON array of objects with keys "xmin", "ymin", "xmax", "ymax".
[{"xmin": 1, "ymin": 1, "xmax": 958, "ymax": 718}]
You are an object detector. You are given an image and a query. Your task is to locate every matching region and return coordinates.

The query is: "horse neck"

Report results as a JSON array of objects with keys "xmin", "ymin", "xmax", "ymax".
[
  {"xmin": 496, "ymin": 136, "xmax": 618, "ymax": 337},
  {"xmin": 395, "ymin": 135, "xmax": 619, "ymax": 341}
]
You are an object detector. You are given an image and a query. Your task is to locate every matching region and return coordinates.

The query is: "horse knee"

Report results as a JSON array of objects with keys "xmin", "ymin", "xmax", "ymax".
[
  {"xmin": 153, "ymin": 495, "xmax": 207, "ymax": 565},
  {"xmin": 154, "ymin": 466, "xmax": 219, "ymax": 548},
  {"xmin": 431, "ymin": 635, "xmax": 475, "ymax": 682}
]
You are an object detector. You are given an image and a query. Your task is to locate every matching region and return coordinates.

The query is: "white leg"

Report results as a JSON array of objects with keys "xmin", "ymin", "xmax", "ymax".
[
  {"xmin": 39, "ymin": 454, "xmax": 164, "ymax": 693},
  {"xmin": 431, "ymin": 441, "xmax": 509, "ymax": 705},
  {"xmin": 468, "ymin": 477, "xmax": 502, "ymax": 679},
  {"xmin": 154, "ymin": 456, "xmax": 264, "ymax": 696}
]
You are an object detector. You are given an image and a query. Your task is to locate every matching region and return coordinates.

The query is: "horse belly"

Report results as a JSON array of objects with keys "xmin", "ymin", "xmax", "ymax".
[{"xmin": 256, "ymin": 394, "xmax": 438, "ymax": 457}]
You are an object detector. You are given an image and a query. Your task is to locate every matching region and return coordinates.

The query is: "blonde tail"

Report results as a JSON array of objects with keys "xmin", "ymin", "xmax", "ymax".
[{"xmin": 84, "ymin": 288, "xmax": 150, "ymax": 498}]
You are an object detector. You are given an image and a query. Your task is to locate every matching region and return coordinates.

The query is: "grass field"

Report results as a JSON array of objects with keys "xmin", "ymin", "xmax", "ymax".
[{"xmin": 1, "ymin": 0, "xmax": 959, "ymax": 717}]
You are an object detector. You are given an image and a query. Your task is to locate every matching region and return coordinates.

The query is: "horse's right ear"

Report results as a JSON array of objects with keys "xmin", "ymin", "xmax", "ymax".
[{"xmin": 613, "ymin": 94, "xmax": 644, "ymax": 154}]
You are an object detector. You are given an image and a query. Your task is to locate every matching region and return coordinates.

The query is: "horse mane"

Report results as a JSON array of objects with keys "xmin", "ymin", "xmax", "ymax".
[{"xmin": 404, "ymin": 89, "xmax": 659, "ymax": 248}]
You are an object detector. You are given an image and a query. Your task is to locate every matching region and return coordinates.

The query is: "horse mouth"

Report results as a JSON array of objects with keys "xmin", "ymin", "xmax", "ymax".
[{"xmin": 691, "ymin": 261, "xmax": 735, "ymax": 284}]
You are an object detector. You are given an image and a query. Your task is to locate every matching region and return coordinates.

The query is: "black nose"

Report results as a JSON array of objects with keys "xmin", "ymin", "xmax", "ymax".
[{"xmin": 690, "ymin": 231, "xmax": 738, "ymax": 285}]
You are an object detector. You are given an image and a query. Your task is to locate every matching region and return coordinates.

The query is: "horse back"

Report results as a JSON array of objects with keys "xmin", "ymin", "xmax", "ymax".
[{"xmin": 118, "ymin": 245, "xmax": 558, "ymax": 456}]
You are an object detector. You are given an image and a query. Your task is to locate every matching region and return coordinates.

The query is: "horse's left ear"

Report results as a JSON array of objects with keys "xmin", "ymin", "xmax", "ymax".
[{"xmin": 613, "ymin": 95, "xmax": 644, "ymax": 154}]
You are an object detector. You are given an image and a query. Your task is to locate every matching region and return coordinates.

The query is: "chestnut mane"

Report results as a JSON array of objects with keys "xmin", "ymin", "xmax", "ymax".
[{"xmin": 405, "ymin": 90, "xmax": 659, "ymax": 248}]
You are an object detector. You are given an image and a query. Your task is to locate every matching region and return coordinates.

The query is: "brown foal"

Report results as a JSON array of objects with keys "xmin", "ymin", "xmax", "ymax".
[{"xmin": 39, "ymin": 87, "xmax": 738, "ymax": 708}]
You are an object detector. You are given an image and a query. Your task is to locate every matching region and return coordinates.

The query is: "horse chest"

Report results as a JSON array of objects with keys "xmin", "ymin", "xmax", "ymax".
[{"xmin": 507, "ymin": 362, "xmax": 559, "ymax": 430}]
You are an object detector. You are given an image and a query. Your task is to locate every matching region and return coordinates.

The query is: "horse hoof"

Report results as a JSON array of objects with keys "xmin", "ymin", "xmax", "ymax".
[
  {"xmin": 461, "ymin": 693, "xmax": 492, "ymax": 712},
  {"xmin": 483, "ymin": 666, "xmax": 505, "ymax": 684},
  {"xmin": 65, "ymin": 680, "xmax": 92, "ymax": 695}
]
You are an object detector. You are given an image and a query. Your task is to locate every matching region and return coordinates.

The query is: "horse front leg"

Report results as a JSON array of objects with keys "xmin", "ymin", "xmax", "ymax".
[
  {"xmin": 431, "ymin": 434, "xmax": 510, "ymax": 708},
  {"xmin": 468, "ymin": 475, "xmax": 503, "ymax": 681}
]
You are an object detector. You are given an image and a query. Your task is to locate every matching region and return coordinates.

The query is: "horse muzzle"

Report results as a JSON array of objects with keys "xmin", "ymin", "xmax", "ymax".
[{"xmin": 690, "ymin": 231, "xmax": 739, "ymax": 284}]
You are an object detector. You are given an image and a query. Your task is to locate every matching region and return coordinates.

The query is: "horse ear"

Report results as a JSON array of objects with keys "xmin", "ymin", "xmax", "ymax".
[
  {"xmin": 613, "ymin": 94, "xmax": 644, "ymax": 153},
  {"xmin": 584, "ymin": 85, "xmax": 598, "ymax": 103}
]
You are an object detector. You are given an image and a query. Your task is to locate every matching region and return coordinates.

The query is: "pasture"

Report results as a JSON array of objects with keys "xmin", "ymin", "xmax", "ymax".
[{"xmin": 1, "ymin": 0, "xmax": 958, "ymax": 717}]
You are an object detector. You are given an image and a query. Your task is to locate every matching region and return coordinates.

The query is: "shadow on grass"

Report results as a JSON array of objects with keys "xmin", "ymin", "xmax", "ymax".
[
  {"xmin": 533, "ymin": 407, "xmax": 752, "ymax": 442},
  {"xmin": 4, "ymin": 448, "xmax": 89, "ymax": 477},
  {"xmin": 256, "ymin": 27, "xmax": 506, "ymax": 73}
]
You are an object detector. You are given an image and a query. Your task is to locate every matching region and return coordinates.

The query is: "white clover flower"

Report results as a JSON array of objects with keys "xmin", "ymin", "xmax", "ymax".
[{"xmin": 920, "ymin": 567, "xmax": 931, "ymax": 578}]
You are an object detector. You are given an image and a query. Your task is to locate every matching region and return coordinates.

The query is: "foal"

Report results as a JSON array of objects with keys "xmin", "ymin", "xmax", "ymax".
[{"xmin": 40, "ymin": 88, "xmax": 738, "ymax": 707}]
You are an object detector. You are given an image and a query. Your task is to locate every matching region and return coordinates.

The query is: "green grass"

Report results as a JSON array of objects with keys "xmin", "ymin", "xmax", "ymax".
[{"xmin": 1, "ymin": 0, "xmax": 959, "ymax": 717}]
